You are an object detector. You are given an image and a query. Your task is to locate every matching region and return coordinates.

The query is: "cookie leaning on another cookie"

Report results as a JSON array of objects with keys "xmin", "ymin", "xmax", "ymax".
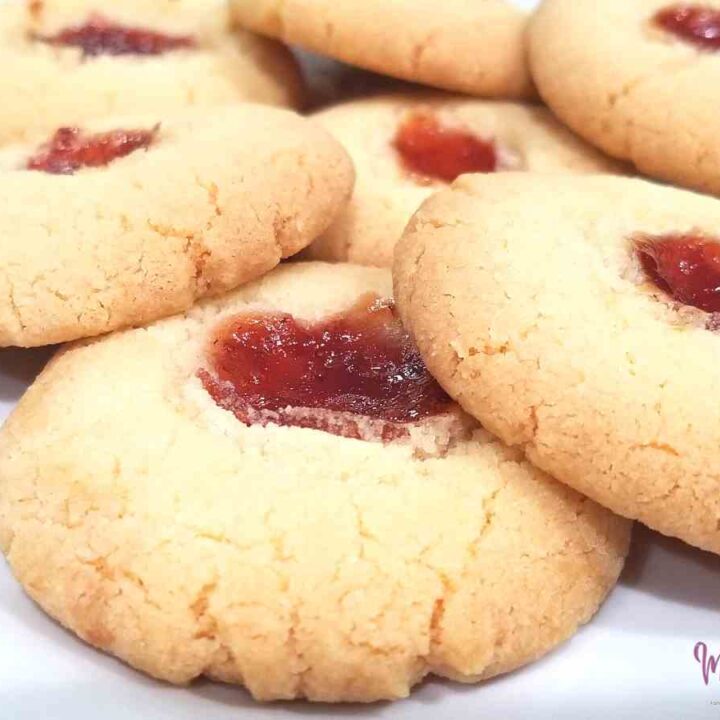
[
  {"xmin": 306, "ymin": 92, "xmax": 625, "ymax": 267},
  {"xmin": 530, "ymin": 0, "xmax": 720, "ymax": 196},
  {"xmin": 231, "ymin": 0, "xmax": 534, "ymax": 99},
  {"xmin": 0, "ymin": 105, "xmax": 353, "ymax": 347},
  {"xmin": 394, "ymin": 173, "xmax": 720, "ymax": 555},
  {"xmin": 0, "ymin": 262, "xmax": 631, "ymax": 703},
  {"xmin": 0, "ymin": 0, "xmax": 304, "ymax": 144}
]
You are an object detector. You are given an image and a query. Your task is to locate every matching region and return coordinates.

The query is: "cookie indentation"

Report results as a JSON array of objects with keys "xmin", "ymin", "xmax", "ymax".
[
  {"xmin": 636, "ymin": 234, "xmax": 720, "ymax": 313},
  {"xmin": 199, "ymin": 294, "xmax": 456, "ymax": 442},
  {"xmin": 393, "ymin": 113, "xmax": 497, "ymax": 183},
  {"xmin": 34, "ymin": 14, "xmax": 195, "ymax": 57},
  {"xmin": 654, "ymin": 4, "xmax": 720, "ymax": 50},
  {"xmin": 26, "ymin": 126, "xmax": 156, "ymax": 175}
]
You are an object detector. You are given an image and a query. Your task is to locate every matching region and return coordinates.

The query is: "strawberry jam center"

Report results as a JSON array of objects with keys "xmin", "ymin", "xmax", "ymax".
[
  {"xmin": 637, "ymin": 234, "xmax": 720, "ymax": 313},
  {"xmin": 655, "ymin": 5, "xmax": 720, "ymax": 49},
  {"xmin": 199, "ymin": 295, "xmax": 454, "ymax": 442},
  {"xmin": 393, "ymin": 113, "xmax": 497, "ymax": 183},
  {"xmin": 35, "ymin": 14, "xmax": 195, "ymax": 57},
  {"xmin": 26, "ymin": 126, "xmax": 155, "ymax": 174}
]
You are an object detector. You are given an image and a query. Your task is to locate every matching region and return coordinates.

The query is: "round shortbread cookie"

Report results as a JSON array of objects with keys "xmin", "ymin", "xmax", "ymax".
[
  {"xmin": 0, "ymin": 262, "xmax": 631, "ymax": 703},
  {"xmin": 0, "ymin": 0, "xmax": 304, "ymax": 144},
  {"xmin": 231, "ymin": 0, "xmax": 534, "ymax": 99},
  {"xmin": 529, "ymin": 0, "xmax": 720, "ymax": 196},
  {"xmin": 306, "ymin": 92, "xmax": 624, "ymax": 267},
  {"xmin": 394, "ymin": 173, "xmax": 720, "ymax": 555},
  {"xmin": 0, "ymin": 105, "xmax": 353, "ymax": 347}
]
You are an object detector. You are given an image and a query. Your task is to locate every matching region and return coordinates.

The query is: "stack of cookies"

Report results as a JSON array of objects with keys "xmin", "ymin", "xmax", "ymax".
[{"xmin": 0, "ymin": 0, "xmax": 717, "ymax": 706}]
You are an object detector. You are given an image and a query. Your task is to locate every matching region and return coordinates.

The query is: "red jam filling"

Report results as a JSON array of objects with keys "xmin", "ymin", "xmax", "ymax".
[
  {"xmin": 393, "ymin": 113, "xmax": 497, "ymax": 183},
  {"xmin": 35, "ymin": 14, "xmax": 195, "ymax": 57},
  {"xmin": 199, "ymin": 295, "xmax": 454, "ymax": 442},
  {"xmin": 26, "ymin": 126, "xmax": 155, "ymax": 174},
  {"xmin": 654, "ymin": 5, "xmax": 720, "ymax": 49},
  {"xmin": 637, "ymin": 234, "xmax": 720, "ymax": 313}
]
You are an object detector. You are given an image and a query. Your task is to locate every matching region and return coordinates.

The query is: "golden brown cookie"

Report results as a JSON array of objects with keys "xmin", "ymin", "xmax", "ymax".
[
  {"xmin": 530, "ymin": 0, "xmax": 720, "ymax": 195},
  {"xmin": 307, "ymin": 92, "xmax": 623, "ymax": 266},
  {"xmin": 0, "ymin": 262, "xmax": 631, "ymax": 703},
  {"xmin": 394, "ymin": 173, "xmax": 720, "ymax": 555},
  {"xmin": 0, "ymin": 0, "xmax": 304, "ymax": 143},
  {"xmin": 0, "ymin": 106, "xmax": 353, "ymax": 347},
  {"xmin": 231, "ymin": 0, "xmax": 534, "ymax": 99}
]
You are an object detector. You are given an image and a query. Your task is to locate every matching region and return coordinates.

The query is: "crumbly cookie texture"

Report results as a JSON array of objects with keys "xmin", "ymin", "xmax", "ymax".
[
  {"xmin": 0, "ymin": 262, "xmax": 631, "ymax": 703},
  {"xmin": 529, "ymin": 0, "xmax": 720, "ymax": 196},
  {"xmin": 0, "ymin": 106, "xmax": 354, "ymax": 347},
  {"xmin": 306, "ymin": 92, "xmax": 624, "ymax": 267},
  {"xmin": 394, "ymin": 173, "xmax": 720, "ymax": 555},
  {"xmin": 0, "ymin": 0, "xmax": 303, "ymax": 144},
  {"xmin": 231, "ymin": 0, "xmax": 534, "ymax": 99}
]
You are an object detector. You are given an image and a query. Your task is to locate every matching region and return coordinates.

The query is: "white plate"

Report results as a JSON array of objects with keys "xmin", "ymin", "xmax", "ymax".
[{"xmin": 2, "ymin": 0, "xmax": 720, "ymax": 716}]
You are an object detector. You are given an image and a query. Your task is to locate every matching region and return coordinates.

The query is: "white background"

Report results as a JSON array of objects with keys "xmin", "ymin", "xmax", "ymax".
[{"xmin": 2, "ymin": 0, "xmax": 720, "ymax": 717}]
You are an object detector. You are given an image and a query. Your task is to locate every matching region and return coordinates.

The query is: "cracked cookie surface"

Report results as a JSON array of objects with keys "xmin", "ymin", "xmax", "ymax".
[
  {"xmin": 0, "ymin": 0, "xmax": 304, "ymax": 144},
  {"xmin": 0, "ymin": 105, "xmax": 353, "ymax": 347},
  {"xmin": 306, "ymin": 92, "xmax": 624, "ymax": 267},
  {"xmin": 0, "ymin": 262, "xmax": 630, "ymax": 703},
  {"xmin": 529, "ymin": 0, "xmax": 720, "ymax": 195},
  {"xmin": 231, "ymin": 0, "xmax": 533, "ymax": 99},
  {"xmin": 394, "ymin": 173, "xmax": 720, "ymax": 555}
]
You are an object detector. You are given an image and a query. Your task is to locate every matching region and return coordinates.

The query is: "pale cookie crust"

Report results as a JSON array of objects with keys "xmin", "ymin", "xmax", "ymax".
[
  {"xmin": 231, "ymin": 0, "xmax": 534, "ymax": 99},
  {"xmin": 0, "ymin": 106, "xmax": 353, "ymax": 347},
  {"xmin": 306, "ymin": 92, "xmax": 624, "ymax": 267},
  {"xmin": 0, "ymin": 0, "xmax": 304, "ymax": 144},
  {"xmin": 394, "ymin": 173, "xmax": 720, "ymax": 555},
  {"xmin": 530, "ymin": 0, "xmax": 720, "ymax": 196},
  {"xmin": 0, "ymin": 262, "xmax": 630, "ymax": 703}
]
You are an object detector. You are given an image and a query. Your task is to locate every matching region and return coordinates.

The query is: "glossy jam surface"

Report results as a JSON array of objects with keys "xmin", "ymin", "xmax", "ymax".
[
  {"xmin": 199, "ymin": 295, "xmax": 454, "ymax": 441},
  {"xmin": 637, "ymin": 234, "xmax": 720, "ymax": 313},
  {"xmin": 655, "ymin": 5, "xmax": 720, "ymax": 49},
  {"xmin": 27, "ymin": 126, "xmax": 155, "ymax": 174},
  {"xmin": 35, "ymin": 14, "xmax": 195, "ymax": 57},
  {"xmin": 393, "ymin": 112, "xmax": 497, "ymax": 183}
]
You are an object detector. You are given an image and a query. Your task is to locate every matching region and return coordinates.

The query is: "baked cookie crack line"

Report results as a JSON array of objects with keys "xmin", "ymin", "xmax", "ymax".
[
  {"xmin": 629, "ymin": 441, "xmax": 680, "ymax": 457},
  {"xmin": 287, "ymin": 604, "xmax": 311, "ymax": 693},
  {"xmin": 428, "ymin": 593, "xmax": 446, "ymax": 658},
  {"xmin": 193, "ymin": 174, "xmax": 223, "ymax": 220},
  {"xmin": 190, "ymin": 579, "xmax": 220, "ymax": 638},
  {"xmin": 3, "ymin": 272, "xmax": 27, "ymax": 334},
  {"xmin": 187, "ymin": 237, "xmax": 212, "ymax": 295},
  {"xmin": 146, "ymin": 220, "xmax": 193, "ymax": 241},
  {"xmin": 144, "ymin": 220, "xmax": 210, "ymax": 294},
  {"xmin": 410, "ymin": 30, "xmax": 438, "ymax": 74},
  {"xmin": 415, "ymin": 555, "xmax": 453, "ymax": 667},
  {"xmin": 469, "ymin": 482, "xmax": 506, "ymax": 562},
  {"xmin": 272, "ymin": 209, "xmax": 298, "ymax": 259},
  {"xmin": 427, "ymin": 481, "xmax": 508, "ymax": 675}
]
